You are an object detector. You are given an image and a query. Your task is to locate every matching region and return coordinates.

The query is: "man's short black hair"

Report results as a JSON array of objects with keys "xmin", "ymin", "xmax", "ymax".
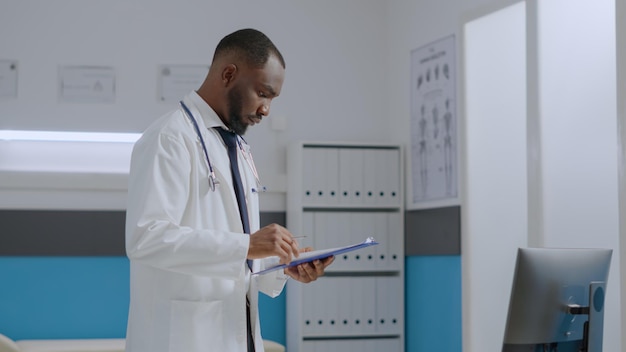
[{"xmin": 213, "ymin": 28, "xmax": 286, "ymax": 69}]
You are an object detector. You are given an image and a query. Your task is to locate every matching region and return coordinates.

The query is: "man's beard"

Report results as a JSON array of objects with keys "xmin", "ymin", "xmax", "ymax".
[{"xmin": 226, "ymin": 86, "xmax": 248, "ymax": 135}]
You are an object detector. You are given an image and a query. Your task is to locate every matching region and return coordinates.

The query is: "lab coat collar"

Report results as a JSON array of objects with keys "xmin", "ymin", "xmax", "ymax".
[{"xmin": 184, "ymin": 91, "xmax": 228, "ymax": 130}]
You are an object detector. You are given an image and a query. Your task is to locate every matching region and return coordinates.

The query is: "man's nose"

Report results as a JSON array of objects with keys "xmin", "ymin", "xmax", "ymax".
[{"xmin": 259, "ymin": 103, "xmax": 270, "ymax": 116}]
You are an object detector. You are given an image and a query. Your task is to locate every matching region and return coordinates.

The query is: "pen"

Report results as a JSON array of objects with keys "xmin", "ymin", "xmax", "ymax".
[{"xmin": 291, "ymin": 236, "xmax": 307, "ymax": 239}]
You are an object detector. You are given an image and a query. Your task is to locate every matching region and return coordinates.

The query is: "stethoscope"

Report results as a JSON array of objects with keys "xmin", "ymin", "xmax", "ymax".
[{"xmin": 179, "ymin": 100, "xmax": 265, "ymax": 193}]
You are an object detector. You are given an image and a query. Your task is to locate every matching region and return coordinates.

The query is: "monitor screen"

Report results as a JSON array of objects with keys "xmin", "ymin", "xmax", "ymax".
[{"xmin": 502, "ymin": 247, "xmax": 612, "ymax": 351}]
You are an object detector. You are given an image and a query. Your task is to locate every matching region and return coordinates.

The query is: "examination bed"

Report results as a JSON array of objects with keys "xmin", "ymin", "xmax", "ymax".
[{"xmin": 0, "ymin": 334, "xmax": 284, "ymax": 352}]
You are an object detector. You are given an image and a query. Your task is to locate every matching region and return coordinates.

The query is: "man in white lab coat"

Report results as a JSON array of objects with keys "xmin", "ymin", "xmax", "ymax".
[{"xmin": 125, "ymin": 28, "xmax": 333, "ymax": 352}]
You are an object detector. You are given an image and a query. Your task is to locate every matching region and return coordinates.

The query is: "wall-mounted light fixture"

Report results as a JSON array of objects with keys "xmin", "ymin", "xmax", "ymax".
[{"xmin": 0, "ymin": 130, "xmax": 141, "ymax": 143}]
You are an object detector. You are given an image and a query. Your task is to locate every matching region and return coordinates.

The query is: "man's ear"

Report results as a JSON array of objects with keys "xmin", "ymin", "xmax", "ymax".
[{"xmin": 222, "ymin": 64, "xmax": 237, "ymax": 87}]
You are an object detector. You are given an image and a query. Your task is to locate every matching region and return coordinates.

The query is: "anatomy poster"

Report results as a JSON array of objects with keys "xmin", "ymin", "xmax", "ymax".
[{"xmin": 410, "ymin": 35, "xmax": 458, "ymax": 206}]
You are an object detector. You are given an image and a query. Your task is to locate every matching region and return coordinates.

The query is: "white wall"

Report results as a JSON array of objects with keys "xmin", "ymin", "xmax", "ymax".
[
  {"xmin": 537, "ymin": 0, "xmax": 621, "ymax": 349},
  {"xmin": 0, "ymin": 0, "xmax": 392, "ymax": 211},
  {"xmin": 463, "ymin": 3, "xmax": 528, "ymax": 351},
  {"xmin": 387, "ymin": 0, "xmax": 622, "ymax": 351},
  {"xmin": 618, "ymin": 0, "xmax": 626, "ymax": 342}
]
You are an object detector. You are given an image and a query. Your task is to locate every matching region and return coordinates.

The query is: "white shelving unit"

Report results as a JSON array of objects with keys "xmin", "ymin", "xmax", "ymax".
[{"xmin": 286, "ymin": 142, "xmax": 405, "ymax": 352}]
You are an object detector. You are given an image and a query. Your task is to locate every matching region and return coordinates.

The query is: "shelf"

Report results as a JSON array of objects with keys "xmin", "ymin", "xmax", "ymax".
[
  {"xmin": 302, "ymin": 205, "xmax": 402, "ymax": 211},
  {"xmin": 302, "ymin": 333, "xmax": 402, "ymax": 340},
  {"xmin": 287, "ymin": 142, "xmax": 405, "ymax": 352},
  {"xmin": 323, "ymin": 271, "xmax": 401, "ymax": 277}
]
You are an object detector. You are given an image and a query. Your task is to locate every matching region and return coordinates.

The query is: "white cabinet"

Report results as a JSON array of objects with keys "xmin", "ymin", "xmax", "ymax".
[{"xmin": 287, "ymin": 142, "xmax": 405, "ymax": 352}]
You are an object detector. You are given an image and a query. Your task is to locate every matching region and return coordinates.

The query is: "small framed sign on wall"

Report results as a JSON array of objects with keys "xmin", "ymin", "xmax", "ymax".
[
  {"xmin": 158, "ymin": 64, "xmax": 209, "ymax": 103},
  {"xmin": 58, "ymin": 65, "xmax": 116, "ymax": 104}
]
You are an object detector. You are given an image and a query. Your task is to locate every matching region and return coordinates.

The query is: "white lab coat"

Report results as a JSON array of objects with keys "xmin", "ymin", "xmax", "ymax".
[{"xmin": 125, "ymin": 92, "xmax": 287, "ymax": 352}]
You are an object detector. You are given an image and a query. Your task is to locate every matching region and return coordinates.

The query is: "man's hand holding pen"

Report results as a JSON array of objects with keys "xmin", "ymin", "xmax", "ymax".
[
  {"xmin": 247, "ymin": 223, "xmax": 334, "ymax": 282},
  {"xmin": 248, "ymin": 223, "xmax": 301, "ymax": 264}
]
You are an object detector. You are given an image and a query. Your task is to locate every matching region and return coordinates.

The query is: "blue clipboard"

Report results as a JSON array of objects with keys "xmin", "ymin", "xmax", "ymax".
[{"xmin": 252, "ymin": 237, "xmax": 379, "ymax": 275}]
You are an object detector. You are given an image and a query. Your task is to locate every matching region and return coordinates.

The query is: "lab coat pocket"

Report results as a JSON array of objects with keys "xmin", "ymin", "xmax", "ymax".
[{"xmin": 169, "ymin": 300, "xmax": 225, "ymax": 352}]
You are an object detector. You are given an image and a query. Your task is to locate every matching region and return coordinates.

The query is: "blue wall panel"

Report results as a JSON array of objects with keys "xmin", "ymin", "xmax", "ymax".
[
  {"xmin": 405, "ymin": 255, "xmax": 462, "ymax": 352},
  {"xmin": 258, "ymin": 291, "xmax": 286, "ymax": 345},
  {"xmin": 0, "ymin": 257, "xmax": 129, "ymax": 340},
  {"xmin": 0, "ymin": 255, "xmax": 462, "ymax": 351},
  {"xmin": 0, "ymin": 256, "xmax": 288, "ymax": 344}
]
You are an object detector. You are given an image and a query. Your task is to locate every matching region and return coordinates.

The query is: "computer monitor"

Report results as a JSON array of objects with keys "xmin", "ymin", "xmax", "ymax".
[{"xmin": 502, "ymin": 247, "xmax": 612, "ymax": 352}]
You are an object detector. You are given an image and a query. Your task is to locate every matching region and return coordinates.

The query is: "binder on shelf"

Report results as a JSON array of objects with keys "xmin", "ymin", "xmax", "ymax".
[
  {"xmin": 324, "ymin": 148, "xmax": 340, "ymax": 205},
  {"xmin": 336, "ymin": 277, "xmax": 352, "ymax": 335},
  {"xmin": 321, "ymin": 277, "xmax": 340, "ymax": 334},
  {"xmin": 362, "ymin": 148, "xmax": 378, "ymax": 205},
  {"xmin": 387, "ymin": 212, "xmax": 403, "ymax": 269},
  {"xmin": 304, "ymin": 338, "xmax": 400, "ymax": 352},
  {"xmin": 313, "ymin": 212, "xmax": 329, "ymax": 258},
  {"xmin": 346, "ymin": 213, "xmax": 364, "ymax": 271},
  {"xmin": 302, "ymin": 148, "xmax": 316, "ymax": 203},
  {"xmin": 376, "ymin": 276, "xmax": 403, "ymax": 334},
  {"xmin": 360, "ymin": 214, "xmax": 378, "ymax": 270},
  {"xmin": 252, "ymin": 238, "xmax": 379, "ymax": 275},
  {"xmin": 384, "ymin": 148, "xmax": 401, "ymax": 205},
  {"xmin": 302, "ymin": 212, "xmax": 315, "ymax": 245},
  {"xmin": 361, "ymin": 277, "xmax": 377, "ymax": 333},
  {"xmin": 338, "ymin": 148, "xmax": 353, "ymax": 204},
  {"xmin": 350, "ymin": 149, "xmax": 365, "ymax": 204},
  {"xmin": 311, "ymin": 148, "xmax": 327, "ymax": 204},
  {"xmin": 324, "ymin": 212, "xmax": 349, "ymax": 271},
  {"xmin": 387, "ymin": 276, "xmax": 403, "ymax": 333},
  {"xmin": 372, "ymin": 148, "xmax": 387, "ymax": 205},
  {"xmin": 309, "ymin": 280, "xmax": 324, "ymax": 335},
  {"xmin": 338, "ymin": 148, "xmax": 365, "ymax": 205},
  {"xmin": 374, "ymin": 212, "xmax": 389, "ymax": 269},
  {"xmin": 347, "ymin": 213, "xmax": 367, "ymax": 270},
  {"xmin": 302, "ymin": 282, "xmax": 315, "ymax": 335},
  {"xmin": 302, "ymin": 340, "xmax": 329, "ymax": 352},
  {"xmin": 349, "ymin": 276, "xmax": 365, "ymax": 333}
]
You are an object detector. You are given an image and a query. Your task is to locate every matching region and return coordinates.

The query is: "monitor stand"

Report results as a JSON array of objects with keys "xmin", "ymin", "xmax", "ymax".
[{"xmin": 566, "ymin": 281, "xmax": 606, "ymax": 352}]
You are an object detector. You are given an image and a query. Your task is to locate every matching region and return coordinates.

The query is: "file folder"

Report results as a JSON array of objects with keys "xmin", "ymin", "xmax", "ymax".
[{"xmin": 252, "ymin": 237, "xmax": 379, "ymax": 275}]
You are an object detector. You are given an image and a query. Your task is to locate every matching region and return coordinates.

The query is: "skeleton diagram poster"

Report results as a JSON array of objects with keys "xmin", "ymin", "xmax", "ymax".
[{"xmin": 409, "ymin": 35, "xmax": 458, "ymax": 206}]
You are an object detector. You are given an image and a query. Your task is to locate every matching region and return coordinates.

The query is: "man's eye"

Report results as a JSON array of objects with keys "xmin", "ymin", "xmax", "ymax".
[{"xmin": 259, "ymin": 92, "xmax": 267, "ymax": 98}]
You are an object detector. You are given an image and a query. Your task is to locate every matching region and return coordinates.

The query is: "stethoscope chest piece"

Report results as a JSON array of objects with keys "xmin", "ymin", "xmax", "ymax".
[
  {"xmin": 208, "ymin": 170, "xmax": 220, "ymax": 192},
  {"xmin": 181, "ymin": 100, "xmax": 222, "ymax": 192}
]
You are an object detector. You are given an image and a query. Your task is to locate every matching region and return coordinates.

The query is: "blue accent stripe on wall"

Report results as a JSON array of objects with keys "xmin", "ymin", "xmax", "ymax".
[
  {"xmin": 0, "ymin": 255, "xmax": 463, "ymax": 351},
  {"xmin": 405, "ymin": 255, "xmax": 462, "ymax": 352},
  {"xmin": 0, "ymin": 257, "xmax": 129, "ymax": 340},
  {"xmin": 258, "ymin": 291, "xmax": 286, "ymax": 345}
]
